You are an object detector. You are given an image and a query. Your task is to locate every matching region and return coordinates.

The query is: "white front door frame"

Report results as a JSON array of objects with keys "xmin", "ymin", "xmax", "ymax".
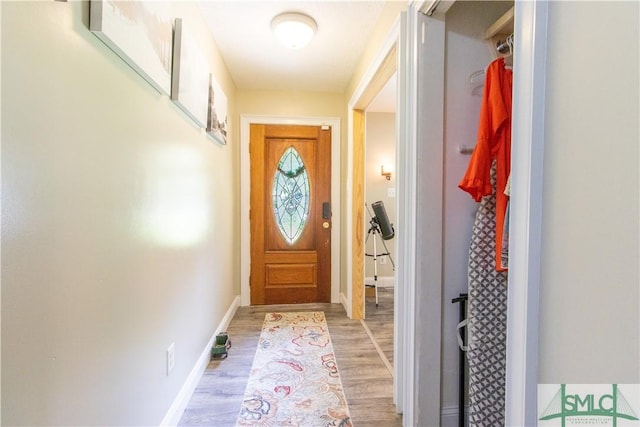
[{"xmin": 239, "ymin": 115, "xmax": 341, "ymax": 306}]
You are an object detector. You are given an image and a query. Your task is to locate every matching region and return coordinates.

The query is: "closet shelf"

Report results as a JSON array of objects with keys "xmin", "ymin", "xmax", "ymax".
[
  {"xmin": 484, "ymin": 6, "xmax": 514, "ymax": 40},
  {"xmin": 485, "ymin": 5, "xmax": 514, "ymax": 59}
]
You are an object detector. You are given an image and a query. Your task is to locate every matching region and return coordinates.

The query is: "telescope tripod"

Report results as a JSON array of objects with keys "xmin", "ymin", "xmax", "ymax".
[{"xmin": 365, "ymin": 217, "xmax": 395, "ymax": 307}]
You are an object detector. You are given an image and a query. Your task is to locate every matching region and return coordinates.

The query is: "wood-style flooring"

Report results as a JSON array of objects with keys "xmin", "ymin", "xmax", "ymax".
[
  {"xmin": 364, "ymin": 287, "xmax": 394, "ymax": 366},
  {"xmin": 179, "ymin": 300, "xmax": 401, "ymax": 427}
]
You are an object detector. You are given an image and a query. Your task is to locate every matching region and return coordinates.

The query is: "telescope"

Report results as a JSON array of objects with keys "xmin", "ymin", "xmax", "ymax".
[
  {"xmin": 365, "ymin": 201, "xmax": 395, "ymax": 307},
  {"xmin": 371, "ymin": 200, "xmax": 394, "ymax": 240}
]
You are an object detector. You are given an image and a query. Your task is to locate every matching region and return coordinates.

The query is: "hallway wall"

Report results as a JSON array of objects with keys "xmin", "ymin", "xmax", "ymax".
[
  {"xmin": 1, "ymin": 2, "xmax": 239, "ymax": 425},
  {"xmin": 346, "ymin": 1, "xmax": 408, "ymax": 101}
]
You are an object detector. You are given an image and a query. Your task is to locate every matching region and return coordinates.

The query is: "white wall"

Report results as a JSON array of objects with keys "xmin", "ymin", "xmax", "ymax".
[
  {"xmin": 1, "ymin": 2, "xmax": 238, "ymax": 425},
  {"xmin": 365, "ymin": 112, "xmax": 396, "ymax": 279},
  {"xmin": 537, "ymin": 1, "xmax": 639, "ymax": 383}
]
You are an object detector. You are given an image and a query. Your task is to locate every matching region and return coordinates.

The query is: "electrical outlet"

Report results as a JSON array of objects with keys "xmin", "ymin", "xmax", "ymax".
[
  {"xmin": 167, "ymin": 343, "xmax": 175, "ymax": 375},
  {"xmin": 380, "ymin": 256, "xmax": 387, "ymax": 265}
]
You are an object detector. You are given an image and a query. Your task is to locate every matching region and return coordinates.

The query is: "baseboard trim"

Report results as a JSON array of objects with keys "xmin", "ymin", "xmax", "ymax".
[
  {"xmin": 340, "ymin": 292, "xmax": 351, "ymax": 318},
  {"xmin": 364, "ymin": 276, "xmax": 394, "ymax": 288},
  {"xmin": 441, "ymin": 405, "xmax": 463, "ymax": 426},
  {"xmin": 160, "ymin": 295, "xmax": 241, "ymax": 426}
]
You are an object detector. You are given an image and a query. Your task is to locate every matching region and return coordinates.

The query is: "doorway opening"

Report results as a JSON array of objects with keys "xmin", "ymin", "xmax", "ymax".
[
  {"xmin": 345, "ymin": 14, "xmax": 404, "ymax": 415},
  {"xmin": 362, "ymin": 73, "xmax": 397, "ymax": 373},
  {"xmin": 240, "ymin": 116, "xmax": 341, "ymax": 307}
]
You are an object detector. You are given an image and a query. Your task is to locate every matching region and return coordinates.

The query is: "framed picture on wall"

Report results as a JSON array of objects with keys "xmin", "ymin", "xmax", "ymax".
[
  {"xmin": 89, "ymin": 0, "xmax": 173, "ymax": 95},
  {"xmin": 206, "ymin": 73, "xmax": 228, "ymax": 145},
  {"xmin": 171, "ymin": 18, "xmax": 210, "ymax": 128}
]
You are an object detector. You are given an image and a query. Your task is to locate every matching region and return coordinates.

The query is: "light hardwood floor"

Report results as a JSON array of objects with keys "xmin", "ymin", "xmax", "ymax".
[
  {"xmin": 179, "ymin": 302, "xmax": 402, "ymax": 427},
  {"xmin": 363, "ymin": 287, "xmax": 394, "ymax": 366}
]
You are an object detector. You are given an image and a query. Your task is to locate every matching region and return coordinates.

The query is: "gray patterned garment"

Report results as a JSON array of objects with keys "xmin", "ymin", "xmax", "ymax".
[{"xmin": 467, "ymin": 161, "xmax": 508, "ymax": 426}]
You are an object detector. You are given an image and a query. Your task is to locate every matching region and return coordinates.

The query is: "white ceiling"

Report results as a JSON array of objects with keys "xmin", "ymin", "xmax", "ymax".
[{"xmin": 197, "ymin": 1, "xmax": 391, "ymax": 100}]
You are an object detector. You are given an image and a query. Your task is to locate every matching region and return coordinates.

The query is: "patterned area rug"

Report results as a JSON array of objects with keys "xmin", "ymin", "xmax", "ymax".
[{"xmin": 236, "ymin": 312, "xmax": 352, "ymax": 427}]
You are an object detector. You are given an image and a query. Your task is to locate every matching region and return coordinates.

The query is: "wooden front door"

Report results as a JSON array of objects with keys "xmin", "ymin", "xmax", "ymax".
[{"xmin": 250, "ymin": 124, "xmax": 332, "ymax": 305}]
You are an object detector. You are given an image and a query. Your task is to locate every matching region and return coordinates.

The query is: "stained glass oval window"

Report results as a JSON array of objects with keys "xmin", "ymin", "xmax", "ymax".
[{"xmin": 272, "ymin": 146, "xmax": 310, "ymax": 244}]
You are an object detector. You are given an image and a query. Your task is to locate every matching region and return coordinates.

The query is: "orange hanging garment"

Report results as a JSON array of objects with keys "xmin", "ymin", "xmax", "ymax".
[{"xmin": 459, "ymin": 57, "xmax": 513, "ymax": 272}]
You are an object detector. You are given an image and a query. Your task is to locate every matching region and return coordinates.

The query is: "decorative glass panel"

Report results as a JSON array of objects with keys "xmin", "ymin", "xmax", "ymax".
[{"xmin": 272, "ymin": 146, "xmax": 310, "ymax": 244}]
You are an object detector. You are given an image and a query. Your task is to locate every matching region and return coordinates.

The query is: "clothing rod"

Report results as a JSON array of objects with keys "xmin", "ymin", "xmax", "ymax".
[{"xmin": 496, "ymin": 33, "xmax": 514, "ymax": 55}]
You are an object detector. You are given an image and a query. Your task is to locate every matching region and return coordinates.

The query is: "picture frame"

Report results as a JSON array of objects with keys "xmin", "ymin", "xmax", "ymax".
[
  {"xmin": 89, "ymin": 0, "xmax": 173, "ymax": 95},
  {"xmin": 171, "ymin": 18, "xmax": 210, "ymax": 128},
  {"xmin": 206, "ymin": 73, "xmax": 229, "ymax": 145}
]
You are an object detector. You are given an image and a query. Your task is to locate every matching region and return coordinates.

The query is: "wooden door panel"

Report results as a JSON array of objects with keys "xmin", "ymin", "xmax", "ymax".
[
  {"xmin": 266, "ymin": 264, "xmax": 316, "ymax": 286},
  {"xmin": 260, "ymin": 287, "xmax": 318, "ymax": 305},
  {"xmin": 264, "ymin": 251, "xmax": 317, "ymax": 263},
  {"xmin": 250, "ymin": 124, "xmax": 331, "ymax": 305}
]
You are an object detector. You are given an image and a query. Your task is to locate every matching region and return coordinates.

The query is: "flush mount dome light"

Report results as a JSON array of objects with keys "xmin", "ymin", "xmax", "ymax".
[{"xmin": 271, "ymin": 12, "xmax": 317, "ymax": 49}]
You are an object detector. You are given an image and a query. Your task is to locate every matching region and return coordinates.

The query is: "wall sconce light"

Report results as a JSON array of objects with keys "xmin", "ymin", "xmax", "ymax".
[{"xmin": 381, "ymin": 164, "xmax": 392, "ymax": 181}]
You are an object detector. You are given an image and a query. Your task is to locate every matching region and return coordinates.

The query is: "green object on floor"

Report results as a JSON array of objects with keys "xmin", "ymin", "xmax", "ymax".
[{"xmin": 211, "ymin": 332, "xmax": 231, "ymax": 360}]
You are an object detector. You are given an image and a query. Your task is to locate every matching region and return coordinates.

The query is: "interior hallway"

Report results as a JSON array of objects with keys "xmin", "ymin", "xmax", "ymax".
[{"xmin": 179, "ymin": 302, "xmax": 401, "ymax": 427}]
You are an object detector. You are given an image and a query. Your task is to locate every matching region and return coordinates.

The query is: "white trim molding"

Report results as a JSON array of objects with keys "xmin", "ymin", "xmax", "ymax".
[
  {"xmin": 441, "ymin": 405, "xmax": 465, "ymax": 426},
  {"xmin": 505, "ymin": 1, "xmax": 548, "ymax": 425},
  {"xmin": 364, "ymin": 276, "xmax": 395, "ymax": 287},
  {"xmin": 239, "ymin": 115, "xmax": 341, "ymax": 306},
  {"xmin": 395, "ymin": 10, "xmax": 415, "ymax": 421},
  {"xmin": 340, "ymin": 292, "xmax": 351, "ymax": 317},
  {"xmin": 161, "ymin": 296, "xmax": 240, "ymax": 426}
]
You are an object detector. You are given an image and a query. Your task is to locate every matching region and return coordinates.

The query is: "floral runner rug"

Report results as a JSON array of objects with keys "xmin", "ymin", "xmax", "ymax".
[{"xmin": 236, "ymin": 311, "xmax": 352, "ymax": 427}]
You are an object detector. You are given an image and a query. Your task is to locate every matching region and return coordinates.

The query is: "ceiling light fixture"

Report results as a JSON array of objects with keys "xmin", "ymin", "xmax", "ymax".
[{"xmin": 271, "ymin": 12, "xmax": 317, "ymax": 50}]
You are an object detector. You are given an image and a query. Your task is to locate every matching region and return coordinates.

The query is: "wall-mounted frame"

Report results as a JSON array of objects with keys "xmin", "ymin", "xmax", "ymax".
[
  {"xmin": 171, "ymin": 18, "xmax": 210, "ymax": 128},
  {"xmin": 89, "ymin": 0, "xmax": 173, "ymax": 95},
  {"xmin": 206, "ymin": 74, "xmax": 229, "ymax": 145}
]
